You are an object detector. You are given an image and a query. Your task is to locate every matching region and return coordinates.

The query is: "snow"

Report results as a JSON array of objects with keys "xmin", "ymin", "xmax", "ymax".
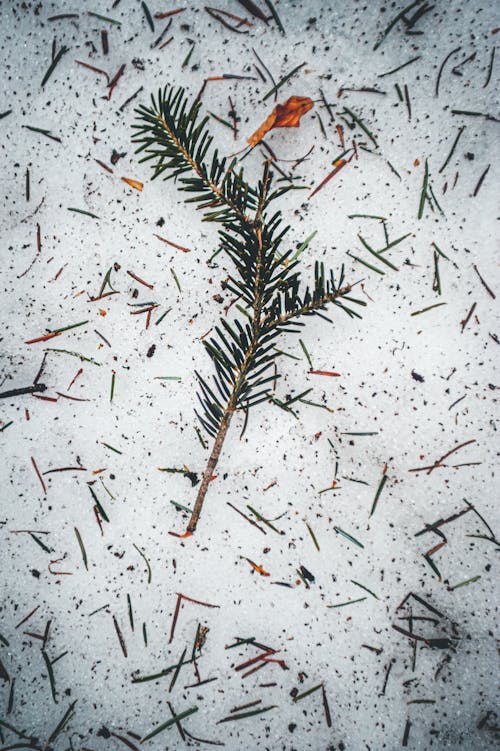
[{"xmin": 0, "ymin": 1, "xmax": 498, "ymax": 749}]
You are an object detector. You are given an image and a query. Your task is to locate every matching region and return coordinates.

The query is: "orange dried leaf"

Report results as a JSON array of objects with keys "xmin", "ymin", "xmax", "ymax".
[
  {"xmin": 247, "ymin": 96, "xmax": 314, "ymax": 148},
  {"xmin": 121, "ymin": 177, "xmax": 144, "ymax": 191}
]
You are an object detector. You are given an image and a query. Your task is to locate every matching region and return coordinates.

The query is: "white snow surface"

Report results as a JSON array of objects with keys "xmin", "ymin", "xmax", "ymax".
[{"xmin": 0, "ymin": 1, "xmax": 499, "ymax": 750}]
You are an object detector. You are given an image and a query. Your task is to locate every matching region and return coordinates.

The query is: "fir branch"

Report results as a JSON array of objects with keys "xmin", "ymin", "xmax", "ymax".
[
  {"xmin": 133, "ymin": 84, "xmax": 367, "ymax": 534},
  {"xmin": 132, "ymin": 86, "xmax": 257, "ymax": 226}
]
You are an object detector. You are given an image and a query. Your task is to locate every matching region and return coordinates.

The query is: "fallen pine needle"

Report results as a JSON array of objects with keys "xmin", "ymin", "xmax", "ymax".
[
  {"xmin": 309, "ymin": 158, "xmax": 349, "ymax": 199},
  {"xmin": 121, "ymin": 177, "xmax": 144, "ymax": 191}
]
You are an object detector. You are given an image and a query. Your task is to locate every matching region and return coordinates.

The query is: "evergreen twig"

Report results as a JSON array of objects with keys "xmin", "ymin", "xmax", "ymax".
[{"xmin": 133, "ymin": 85, "xmax": 366, "ymax": 534}]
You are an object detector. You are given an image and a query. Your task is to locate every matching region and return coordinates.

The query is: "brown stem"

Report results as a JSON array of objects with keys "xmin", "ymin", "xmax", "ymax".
[
  {"xmin": 185, "ymin": 173, "xmax": 270, "ymax": 535},
  {"xmin": 186, "ymin": 411, "xmax": 234, "ymax": 533},
  {"xmin": 181, "ymin": 157, "xmax": 356, "ymax": 535}
]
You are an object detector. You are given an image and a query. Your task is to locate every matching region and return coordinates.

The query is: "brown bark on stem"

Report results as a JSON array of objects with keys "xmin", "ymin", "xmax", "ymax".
[{"xmin": 186, "ymin": 410, "xmax": 234, "ymax": 533}]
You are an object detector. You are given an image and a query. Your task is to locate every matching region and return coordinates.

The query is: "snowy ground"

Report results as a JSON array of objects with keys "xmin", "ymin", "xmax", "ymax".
[{"xmin": 0, "ymin": 1, "xmax": 499, "ymax": 749}]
